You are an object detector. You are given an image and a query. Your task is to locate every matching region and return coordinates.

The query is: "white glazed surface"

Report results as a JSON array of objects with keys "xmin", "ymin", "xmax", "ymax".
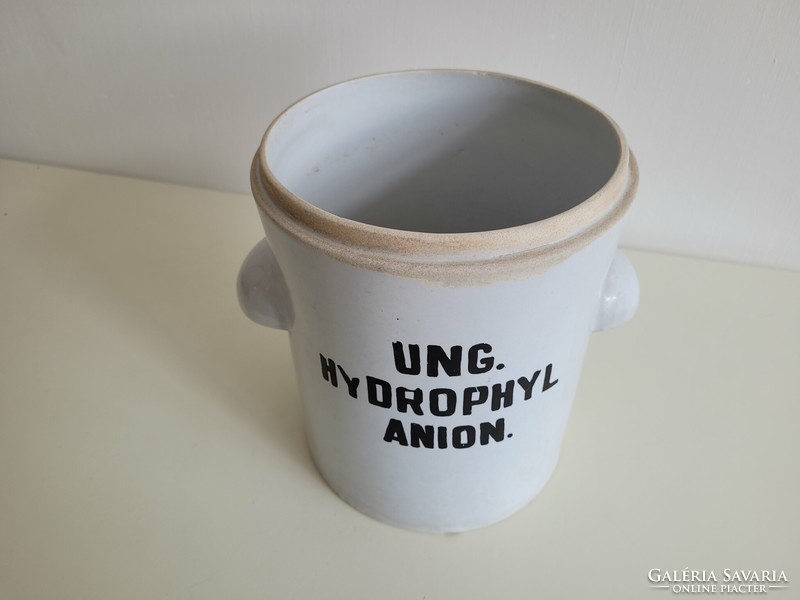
[
  {"xmin": 260, "ymin": 215, "xmax": 624, "ymax": 532},
  {"xmin": 240, "ymin": 71, "xmax": 639, "ymax": 532}
]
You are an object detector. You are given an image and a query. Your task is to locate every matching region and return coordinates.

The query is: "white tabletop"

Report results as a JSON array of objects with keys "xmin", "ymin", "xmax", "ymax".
[{"xmin": 1, "ymin": 159, "xmax": 797, "ymax": 599}]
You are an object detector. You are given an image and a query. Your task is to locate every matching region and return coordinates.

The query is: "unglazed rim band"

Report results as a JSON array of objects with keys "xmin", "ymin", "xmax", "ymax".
[{"xmin": 251, "ymin": 70, "xmax": 638, "ymax": 280}]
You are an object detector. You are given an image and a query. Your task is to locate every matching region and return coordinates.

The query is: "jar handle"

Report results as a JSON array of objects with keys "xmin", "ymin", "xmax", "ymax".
[
  {"xmin": 237, "ymin": 239, "xmax": 293, "ymax": 330},
  {"xmin": 594, "ymin": 250, "xmax": 639, "ymax": 331}
]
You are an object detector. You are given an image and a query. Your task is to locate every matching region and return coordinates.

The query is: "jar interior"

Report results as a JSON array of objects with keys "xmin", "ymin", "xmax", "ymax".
[{"xmin": 266, "ymin": 72, "xmax": 621, "ymax": 234}]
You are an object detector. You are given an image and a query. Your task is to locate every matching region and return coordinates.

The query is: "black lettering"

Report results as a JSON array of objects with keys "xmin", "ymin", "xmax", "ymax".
[
  {"xmin": 383, "ymin": 418, "xmax": 408, "ymax": 445},
  {"xmin": 396, "ymin": 386, "xmax": 424, "ymax": 415},
  {"xmin": 542, "ymin": 363, "xmax": 559, "ymax": 391},
  {"xmin": 453, "ymin": 425, "xmax": 476, "ymax": 449},
  {"xmin": 437, "ymin": 426, "xmax": 448, "ymax": 449},
  {"xmin": 429, "ymin": 388, "xmax": 457, "ymax": 416},
  {"xmin": 468, "ymin": 343, "xmax": 494, "ymax": 374},
  {"xmin": 367, "ymin": 376, "xmax": 392, "ymax": 408},
  {"xmin": 336, "ymin": 365, "xmax": 360, "ymax": 399},
  {"xmin": 517, "ymin": 370, "xmax": 541, "ymax": 400},
  {"xmin": 392, "ymin": 342, "xmax": 421, "ymax": 375},
  {"xmin": 491, "ymin": 379, "xmax": 515, "ymax": 410},
  {"xmin": 320, "ymin": 354, "xmax": 337, "ymax": 386},
  {"xmin": 480, "ymin": 418, "xmax": 506, "ymax": 444},
  {"xmin": 463, "ymin": 386, "xmax": 489, "ymax": 415},
  {"xmin": 426, "ymin": 345, "xmax": 463, "ymax": 377},
  {"xmin": 410, "ymin": 423, "xmax": 434, "ymax": 448}
]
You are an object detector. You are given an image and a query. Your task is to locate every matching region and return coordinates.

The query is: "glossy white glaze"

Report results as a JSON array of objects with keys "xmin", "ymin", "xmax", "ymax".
[{"xmin": 238, "ymin": 71, "xmax": 639, "ymax": 532}]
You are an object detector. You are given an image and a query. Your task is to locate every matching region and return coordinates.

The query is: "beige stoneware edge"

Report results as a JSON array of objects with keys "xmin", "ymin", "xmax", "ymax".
[{"xmin": 251, "ymin": 71, "xmax": 638, "ymax": 284}]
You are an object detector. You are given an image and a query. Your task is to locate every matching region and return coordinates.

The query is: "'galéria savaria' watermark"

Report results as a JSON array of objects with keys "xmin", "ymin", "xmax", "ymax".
[{"xmin": 649, "ymin": 569, "xmax": 789, "ymax": 594}]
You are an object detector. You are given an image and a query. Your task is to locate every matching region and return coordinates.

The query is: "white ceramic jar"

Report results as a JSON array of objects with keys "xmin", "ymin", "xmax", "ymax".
[{"xmin": 238, "ymin": 71, "xmax": 639, "ymax": 532}]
